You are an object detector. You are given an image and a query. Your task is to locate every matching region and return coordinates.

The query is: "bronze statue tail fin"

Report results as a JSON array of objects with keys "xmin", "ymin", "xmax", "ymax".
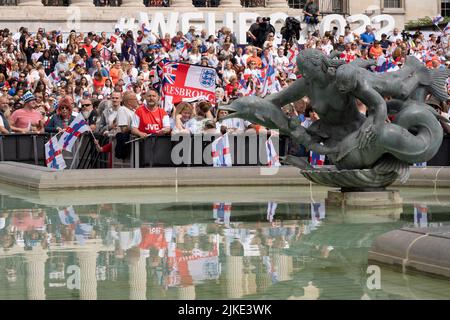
[{"xmin": 427, "ymin": 68, "xmax": 450, "ymax": 102}]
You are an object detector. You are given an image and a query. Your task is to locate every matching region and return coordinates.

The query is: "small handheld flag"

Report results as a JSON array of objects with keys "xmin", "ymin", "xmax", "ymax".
[
  {"xmin": 60, "ymin": 114, "xmax": 90, "ymax": 152},
  {"xmin": 211, "ymin": 133, "xmax": 232, "ymax": 167},
  {"xmin": 45, "ymin": 135, "xmax": 66, "ymax": 170}
]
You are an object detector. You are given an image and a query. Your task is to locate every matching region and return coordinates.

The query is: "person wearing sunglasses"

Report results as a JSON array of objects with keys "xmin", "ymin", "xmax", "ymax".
[
  {"xmin": 45, "ymin": 96, "xmax": 75, "ymax": 133},
  {"xmin": 80, "ymin": 98, "xmax": 98, "ymax": 131}
]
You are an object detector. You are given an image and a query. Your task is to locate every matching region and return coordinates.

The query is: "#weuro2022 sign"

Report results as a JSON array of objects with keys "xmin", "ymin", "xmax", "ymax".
[{"xmin": 115, "ymin": 12, "xmax": 396, "ymax": 44}]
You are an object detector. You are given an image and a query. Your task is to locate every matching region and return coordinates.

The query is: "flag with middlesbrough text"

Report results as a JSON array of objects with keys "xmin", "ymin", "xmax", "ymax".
[
  {"xmin": 161, "ymin": 62, "xmax": 217, "ymax": 110},
  {"xmin": 45, "ymin": 135, "xmax": 66, "ymax": 170},
  {"xmin": 60, "ymin": 113, "xmax": 90, "ymax": 152}
]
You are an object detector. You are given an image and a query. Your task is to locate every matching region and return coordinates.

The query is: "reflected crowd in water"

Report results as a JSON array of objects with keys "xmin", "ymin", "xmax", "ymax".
[{"xmin": 0, "ymin": 195, "xmax": 449, "ymax": 300}]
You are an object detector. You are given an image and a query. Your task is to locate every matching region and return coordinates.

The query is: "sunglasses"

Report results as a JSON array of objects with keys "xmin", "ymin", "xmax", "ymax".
[
  {"xmin": 60, "ymin": 106, "xmax": 70, "ymax": 110},
  {"xmin": 81, "ymin": 103, "xmax": 92, "ymax": 107}
]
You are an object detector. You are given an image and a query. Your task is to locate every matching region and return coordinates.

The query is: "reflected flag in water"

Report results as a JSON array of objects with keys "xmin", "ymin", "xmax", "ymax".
[
  {"xmin": 310, "ymin": 202, "xmax": 326, "ymax": 230},
  {"xmin": 58, "ymin": 206, "xmax": 79, "ymax": 226},
  {"xmin": 263, "ymin": 256, "xmax": 278, "ymax": 284},
  {"xmin": 414, "ymin": 204, "xmax": 428, "ymax": 228},
  {"xmin": 213, "ymin": 202, "xmax": 232, "ymax": 225},
  {"xmin": 267, "ymin": 202, "xmax": 278, "ymax": 223}
]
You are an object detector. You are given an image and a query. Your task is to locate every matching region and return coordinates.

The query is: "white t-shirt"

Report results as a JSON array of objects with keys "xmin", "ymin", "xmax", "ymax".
[
  {"xmin": 216, "ymin": 118, "xmax": 248, "ymax": 132},
  {"xmin": 117, "ymin": 106, "xmax": 136, "ymax": 128},
  {"xmin": 389, "ymin": 33, "xmax": 403, "ymax": 42},
  {"xmin": 0, "ymin": 116, "xmax": 5, "ymax": 128},
  {"xmin": 274, "ymin": 55, "xmax": 289, "ymax": 70}
]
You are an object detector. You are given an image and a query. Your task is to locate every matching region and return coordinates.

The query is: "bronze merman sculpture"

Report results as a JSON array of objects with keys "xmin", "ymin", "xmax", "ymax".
[{"xmin": 222, "ymin": 49, "xmax": 450, "ymax": 189}]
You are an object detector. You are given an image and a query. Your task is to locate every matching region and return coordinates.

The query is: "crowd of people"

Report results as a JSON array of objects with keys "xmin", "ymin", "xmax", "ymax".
[{"xmin": 0, "ymin": 14, "xmax": 449, "ymax": 163}]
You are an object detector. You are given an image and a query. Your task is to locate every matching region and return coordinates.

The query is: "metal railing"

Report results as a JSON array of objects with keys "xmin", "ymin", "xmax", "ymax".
[{"xmin": 2, "ymin": 133, "xmax": 448, "ymax": 168}]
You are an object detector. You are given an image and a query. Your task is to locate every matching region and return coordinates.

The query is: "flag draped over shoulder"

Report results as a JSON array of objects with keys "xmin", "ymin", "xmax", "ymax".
[
  {"xmin": 211, "ymin": 133, "xmax": 232, "ymax": 167},
  {"xmin": 375, "ymin": 55, "xmax": 399, "ymax": 73},
  {"xmin": 60, "ymin": 114, "xmax": 90, "ymax": 152},
  {"xmin": 161, "ymin": 62, "xmax": 217, "ymax": 110},
  {"xmin": 45, "ymin": 135, "xmax": 66, "ymax": 170}
]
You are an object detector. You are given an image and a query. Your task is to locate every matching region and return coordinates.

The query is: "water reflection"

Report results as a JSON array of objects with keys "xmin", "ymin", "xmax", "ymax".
[{"xmin": 0, "ymin": 193, "xmax": 449, "ymax": 300}]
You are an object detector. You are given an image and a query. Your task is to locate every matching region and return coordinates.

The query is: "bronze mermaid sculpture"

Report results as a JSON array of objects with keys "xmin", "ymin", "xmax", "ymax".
[{"xmin": 222, "ymin": 49, "xmax": 450, "ymax": 189}]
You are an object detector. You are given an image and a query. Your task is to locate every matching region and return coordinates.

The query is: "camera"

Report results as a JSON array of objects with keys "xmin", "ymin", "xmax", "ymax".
[
  {"xmin": 401, "ymin": 30, "xmax": 411, "ymax": 41},
  {"xmin": 281, "ymin": 17, "xmax": 301, "ymax": 44}
]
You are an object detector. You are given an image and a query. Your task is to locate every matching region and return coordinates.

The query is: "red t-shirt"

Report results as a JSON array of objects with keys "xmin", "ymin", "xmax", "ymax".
[
  {"xmin": 134, "ymin": 105, "xmax": 169, "ymax": 134},
  {"xmin": 82, "ymin": 44, "xmax": 93, "ymax": 57}
]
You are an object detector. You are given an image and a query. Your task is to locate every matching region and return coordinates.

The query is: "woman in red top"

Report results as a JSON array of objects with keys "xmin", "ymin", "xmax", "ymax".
[
  {"xmin": 225, "ymin": 76, "xmax": 239, "ymax": 98},
  {"xmin": 160, "ymin": 33, "xmax": 172, "ymax": 53},
  {"xmin": 92, "ymin": 72, "xmax": 105, "ymax": 93}
]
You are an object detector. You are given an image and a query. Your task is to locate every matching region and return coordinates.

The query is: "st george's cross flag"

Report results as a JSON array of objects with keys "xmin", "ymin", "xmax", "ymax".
[
  {"xmin": 45, "ymin": 135, "xmax": 66, "ymax": 170},
  {"xmin": 161, "ymin": 62, "xmax": 217, "ymax": 110},
  {"xmin": 266, "ymin": 137, "xmax": 281, "ymax": 167},
  {"xmin": 60, "ymin": 113, "xmax": 90, "ymax": 152},
  {"xmin": 211, "ymin": 133, "xmax": 232, "ymax": 167}
]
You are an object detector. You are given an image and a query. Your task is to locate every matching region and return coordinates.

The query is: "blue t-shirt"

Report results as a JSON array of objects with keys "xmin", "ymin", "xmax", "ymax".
[{"xmin": 360, "ymin": 32, "xmax": 375, "ymax": 48}]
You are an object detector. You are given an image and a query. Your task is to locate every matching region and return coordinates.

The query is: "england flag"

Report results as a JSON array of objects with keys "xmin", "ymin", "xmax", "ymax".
[
  {"xmin": 162, "ymin": 62, "xmax": 216, "ymax": 110},
  {"xmin": 45, "ymin": 135, "xmax": 66, "ymax": 170},
  {"xmin": 266, "ymin": 137, "xmax": 281, "ymax": 167},
  {"xmin": 60, "ymin": 113, "xmax": 90, "ymax": 152},
  {"xmin": 211, "ymin": 133, "xmax": 232, "ymax": 167}
]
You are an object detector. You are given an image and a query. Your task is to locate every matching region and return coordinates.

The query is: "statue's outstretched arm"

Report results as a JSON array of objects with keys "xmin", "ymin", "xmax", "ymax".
[{"xmin": 266, "ymin": 77, "xmax": 308, "ymax": 107}]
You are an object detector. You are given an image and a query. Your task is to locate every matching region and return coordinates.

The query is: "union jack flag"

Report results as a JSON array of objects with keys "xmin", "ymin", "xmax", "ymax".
[{"xmin": 163, "ymin": 63, "xmax": 178, "ymax": 85}]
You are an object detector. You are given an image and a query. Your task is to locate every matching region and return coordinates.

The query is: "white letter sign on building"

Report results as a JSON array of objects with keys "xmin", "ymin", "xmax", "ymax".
[{"xmin": 116, "ymin": 12, "xmax": 395, "ymax": 44}]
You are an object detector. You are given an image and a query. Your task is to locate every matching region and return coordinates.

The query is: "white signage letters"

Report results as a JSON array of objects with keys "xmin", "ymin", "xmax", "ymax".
[{"xmin": 115, "ymin": 12, "xmax": 395, "ymax": 43}]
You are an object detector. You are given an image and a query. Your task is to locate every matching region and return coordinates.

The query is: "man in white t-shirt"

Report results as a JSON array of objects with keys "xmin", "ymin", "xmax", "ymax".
[
  {"xmin": 274, "ymin": 47, "xmax": 289, "ymax": 71},
  {"xmin": 388, "ymin": 28, "xmax": 403, "ymax": 43},
  {"xmin": 117, "ymin": 91, "xmax": 139, "ymax": 133}
]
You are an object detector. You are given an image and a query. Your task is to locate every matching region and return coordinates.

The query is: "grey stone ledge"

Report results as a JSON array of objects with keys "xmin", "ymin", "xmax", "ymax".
[
  {"xmin": 1, "ymin": 162, "xmax": 450, "ymax": 190},
  {"xmin": 369, "ymin": 227, "xmax": 450, "ymax": 279}
]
